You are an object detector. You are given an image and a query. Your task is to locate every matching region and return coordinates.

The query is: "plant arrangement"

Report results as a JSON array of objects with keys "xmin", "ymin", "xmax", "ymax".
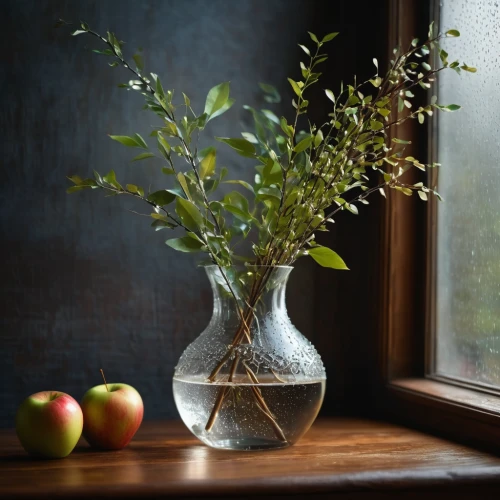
[{"xmin": 62, "ymin": 20, "xmax": 475, "ymax": 447}]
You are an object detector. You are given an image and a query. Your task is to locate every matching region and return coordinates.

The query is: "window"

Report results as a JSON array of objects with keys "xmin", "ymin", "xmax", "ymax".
[
  {"xmin": 379, "ymin": 0, "xmax": 500, "ymax": 452},
  {"xmin": 435, "ymin": 0, "xmax": 500, "ymax": 390}
]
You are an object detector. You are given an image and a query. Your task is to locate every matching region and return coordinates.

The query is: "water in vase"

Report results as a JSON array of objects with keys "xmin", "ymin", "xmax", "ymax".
[{"xmin": 173, "ymin": 375, "xmax": 326, "ymax": 450}]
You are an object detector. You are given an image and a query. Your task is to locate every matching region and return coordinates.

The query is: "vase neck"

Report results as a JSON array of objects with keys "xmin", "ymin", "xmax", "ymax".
[{"xmin": 205, "ymin": 266, "xmax": 292, "ymax": 323}]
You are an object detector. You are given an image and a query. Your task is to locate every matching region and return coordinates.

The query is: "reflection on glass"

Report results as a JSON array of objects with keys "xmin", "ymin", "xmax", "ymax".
[{"xmin": 436, "ymin": 0, "xmax": 500, "ymax": 386}]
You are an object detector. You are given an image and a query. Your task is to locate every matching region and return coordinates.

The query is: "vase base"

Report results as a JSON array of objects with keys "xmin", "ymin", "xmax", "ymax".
[{"xmin": 200, "ymin": 436, "xmax": 291, "ymax": 451}]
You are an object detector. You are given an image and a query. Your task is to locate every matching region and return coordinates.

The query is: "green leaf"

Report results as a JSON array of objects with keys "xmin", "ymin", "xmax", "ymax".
[
  {"xmin": 258, "ymin": 82, "xmax": 277, "ymax": 94},
  {"xmin": 157, "ymin": 132, "xmax": 171, "ymax": 159},
  {"xmin": 176, "ymin": 197, "xmax": 204, "ymax": 231},
  {"xmin": 109, "ymin": 135, "xmax": 145, "ymax": 148},
  {"xmin": 241, "ymin": 132, "xmax": 258, "ymax": 143},
  {"xmin": 298, "ymin": 44, "xmax": 311, "ymax": 56},
  {"xmin": 149, "ymin": 213, "xmax": 165, "ymax": 221},
  {"xmin": 257, "ymin": 186, "xmax": 281, "ymax": 200},
  {"xmin": 150, "ymin": 213, "xmax": 169, "ymax": 221},
  {"xmin": 308, "ymin": 246, "xmax": 349, "ymax": 270},
  {"xmin": 398, "ymin": 97, "xmax": 405, "ymax": 113},
  {"xmin": 199, "ymin": 147, "xmax": 217, "ymax": 179},
  {"xmin": 156, "ymin": 76, "xmax": 165, "ymax": 100},
  {"xmin": 392, "ymin": 138, "xmax": 412, "ymax": 144},
  {"xmin": 162, "ymin": 167, "xmax": 175, "ymax": 175},
  {"xmin": 103, "ymin": 170, "xmax": 122, "ymax": 189},
  {"xmin": 346, "ymin": 203, "xmax": 358, "ymax": 215},
  {"xmin": 133, "ymin": 133, "xmax": 148, "ymax": 149},
  {"xmin": 261, "ymin": 109, "xmax": 280, "ymax": 125},
  {"xmin": 224, "ymin": 191, "xmax": 249, "ymax": 212},
  {"xmin": 445, "ymin": 104, "xmax": 461, "ymax": 111},
  {"xmin": 82, "ymin": 177, "xmax": 98, "ymax": 188},
  {"xmin": 132, "ymin": 152, "xmax": 155, "ymax": 162},
  {"xmin": 308, "ymin": 32, "xmax": 319, "ymax": 43},
  {"xmin": 166, "ymin": 187, "xmax": 185, "ymax": 198},
  {"xmin": 460, "ymin": 64, "xmax": 477, "ymax": 73},
  {"xmin": 66, "ymin": 185, "xmax": 88, "ymax": 193},
  {"xmin": 195, "ymin": 112, "xmax": 209, "ymax": 129},
  {"xmin": 177, "ymin": 172, "xmax": 191, "ymax": 200},
  {"xmin": 93, "ymin": 170, "xmax": 103, "ymax": 184},
  {"xmin": 166, "ymin": 236, "xmax": 204, "ymax": 253},
  {"xmin": 107, "ymin": 31, "xmax": 122, "ymax": 58},
  {"xmin": 418, "ymin": 191, "xmax": 428, "ymax": 201},
  {"xmin": 325, "ymin": 89, "xmax": 335, "ymax": 103},
  {"xmin": 314, "ymin": 129, "xmax": 324, "ymax": 148},
  {"xmin": 446, "ymin": 29, "xmax": 460, "ymax": 37},
  {"xmin": 370, "ymin": 120, "xmax": 384, "ymax": 131},
  {"xmin": 224, "ymin": 180, "xmax": 254, "ymax": 193},
  {"xmin": 259, "ymin": 82, "xmax": 281, "ymax": 103},
  {"xmin": 428, "ymin": 20, "xmax": 435, "ymax": 38},
  {"xmin": 204, "ymin": 82, "xmax": 230, "ymax": 117},
  {"xmin": 67, "ymin": 175, "xmax": 83, "ymax": 185},
  {"xmin": 207, "ymin": 98, "xmax": 235, "ymax": 121},
  {"xmin": 148, "ymin": 190, "xmax": 176, "ymax": 206},
  {"xmin": 287, "ymin": 78, "xmax": 302, "ymax": 97},
  {"xmin": 93, "ymin": 49, "xmax": 114, "ymax": 56},
  {"xmin": 293, "ymin": 135, "xmax": 314, "ymax": 153},
  {"xmin": 132, "ymin": 53, "xmax": 144, "ymax": 71},
  {"xmin": 280, "ymin": 116, "xmax": 294, "ymax": 137},
  {"xmin": 216, "ymin": 137, "xmax": 256, "ymax": 158},
  {"xmin": 400, "ymin": 187, "xmax": 413, "ymax": 196},
  {"xmin": 126, "ymin": 184, "xmax": 138, "ymax": 193},
  {"xmin": 375, "ymin": 97, "xmax": 390, "ymax": 108},
  {"xmin": 151, "ymin": 219, "xmax": 175, "ymax": 231},
  {"xmin": 71, "ymin": 30, "xmax": 87, "ymax": 36},
  {"xmin": 322, "ymin": 32, "xmax": 339, "ymax": 43},
  {"xmin": 224, "ymin": 204, "xmax": 254, "ymax": 223}
]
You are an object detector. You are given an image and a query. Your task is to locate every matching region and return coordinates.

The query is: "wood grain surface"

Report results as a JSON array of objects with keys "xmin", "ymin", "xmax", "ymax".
[{"xmin": 2, "ymin": 418, "xmax": 500, "ymax": 499}]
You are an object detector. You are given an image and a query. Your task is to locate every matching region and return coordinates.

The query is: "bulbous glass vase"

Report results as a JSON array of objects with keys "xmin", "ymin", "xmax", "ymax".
[{"xmin": 173, "ymin": 265, "xmax": 326, "ymax": 451}]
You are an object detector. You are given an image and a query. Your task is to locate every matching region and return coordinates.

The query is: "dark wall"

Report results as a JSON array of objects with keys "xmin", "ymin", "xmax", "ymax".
[{"xmin": 0, "ymin": 0, "xmax": 388, "ymax": 427}]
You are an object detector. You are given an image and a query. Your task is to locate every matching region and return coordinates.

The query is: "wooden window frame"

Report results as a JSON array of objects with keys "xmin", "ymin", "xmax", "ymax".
[{"xmin": 377, "ymin": 0, "xmax": 500, "ymax": 452}]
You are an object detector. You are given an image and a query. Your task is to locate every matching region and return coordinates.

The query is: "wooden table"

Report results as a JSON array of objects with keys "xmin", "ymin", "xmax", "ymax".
[{"xmin": 2, "ymin": 418, "xmax": 500, "ymax": 499}]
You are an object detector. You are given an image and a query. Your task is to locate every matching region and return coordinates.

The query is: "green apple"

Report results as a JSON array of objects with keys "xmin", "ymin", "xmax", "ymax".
[
  {"xmin": 81, "ymin": 383, "xmax": 143, "ymax": 450},
  {"xmin": 16, "ymin": 391, "xmax": 83, "ymax": 458}
]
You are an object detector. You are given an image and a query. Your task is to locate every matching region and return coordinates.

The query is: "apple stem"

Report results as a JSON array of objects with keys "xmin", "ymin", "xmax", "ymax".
[{"xmin": 100, "ymin": 368, "xmax": 109, "ymax": 392}]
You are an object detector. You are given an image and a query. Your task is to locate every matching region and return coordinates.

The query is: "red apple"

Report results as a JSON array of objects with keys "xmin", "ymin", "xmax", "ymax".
[
  {"xmin": 81, "ymin": 383, "xmax": 143, "ymax": 450},
  {"xmin": 15, "ymin": 391, "xmax": 83, "ymax": 458}
]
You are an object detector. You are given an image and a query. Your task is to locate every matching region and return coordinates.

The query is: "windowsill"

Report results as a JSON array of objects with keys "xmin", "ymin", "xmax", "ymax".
[
  {"xmin": 390, "ymin": 378, "xmax": 500, "ymax": 415},
  {"xmin": 2, "ymin": 418, "xmax": 500, "ymax": 498},
  {"xmin": 384, "ymin": 378, "xmax": 500, "ymax": 453}
]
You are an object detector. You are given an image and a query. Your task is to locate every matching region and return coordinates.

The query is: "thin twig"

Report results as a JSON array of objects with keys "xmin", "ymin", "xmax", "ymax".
[{"xmin": 205, "ymin": 355, "xmax": 240, "ymax": 433}]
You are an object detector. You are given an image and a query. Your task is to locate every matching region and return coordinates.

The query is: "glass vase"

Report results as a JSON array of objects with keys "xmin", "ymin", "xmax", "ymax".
[{"xmin": 173, "ymin": 265, "xmax": 326, "ymax": 451}]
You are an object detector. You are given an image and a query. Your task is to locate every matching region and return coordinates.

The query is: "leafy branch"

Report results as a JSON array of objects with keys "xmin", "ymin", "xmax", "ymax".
[{"xmin": 64, "ymin": 20, "xmax": 475, "ymax": 272}]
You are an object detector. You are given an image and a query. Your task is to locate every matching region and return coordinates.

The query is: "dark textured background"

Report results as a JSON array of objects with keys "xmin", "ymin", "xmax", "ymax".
[{"xmin": 1, "ymin": 0, "xmax": 387, "ymax": 427}]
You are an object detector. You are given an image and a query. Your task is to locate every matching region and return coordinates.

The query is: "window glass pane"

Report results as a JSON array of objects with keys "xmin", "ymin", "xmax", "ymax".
[{"xmin": 436, "ymin": 0, "xmax": 500, "ymax": 386}]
